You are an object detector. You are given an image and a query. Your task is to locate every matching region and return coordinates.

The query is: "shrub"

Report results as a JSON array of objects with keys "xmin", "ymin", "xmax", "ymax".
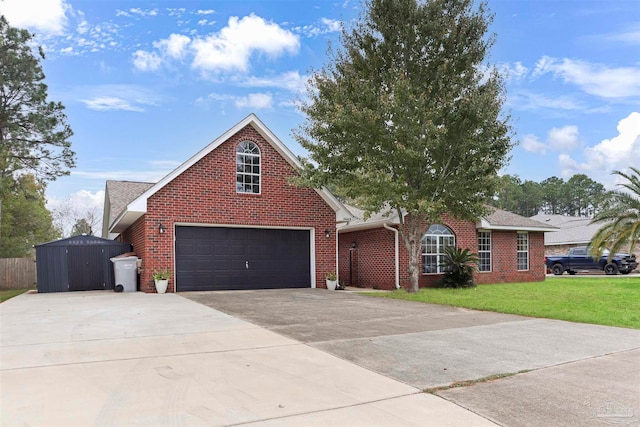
[{"xmin": 438, "ymin": 246, "xmax": 478, "ymax": 288}]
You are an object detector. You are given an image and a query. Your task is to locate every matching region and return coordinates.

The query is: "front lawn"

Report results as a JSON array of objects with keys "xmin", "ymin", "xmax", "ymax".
[
  {"xmin": 362, "ymin": 277, "xmax": 640, "ymax": 329},
  {"xmin": 0, "ymin": 288, "xmax": 32, "ymax": 303}
]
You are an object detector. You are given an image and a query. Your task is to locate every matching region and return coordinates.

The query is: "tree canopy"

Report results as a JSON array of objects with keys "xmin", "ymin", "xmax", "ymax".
[
  {"xmin": 0, "ymin": 174, "xmax": 60, "ymax": 257},
  {"xmin": 0, "ymin": 15, "xmax": 75, "ymax": 181},
  {"xmin": 491, "ymin": 173, "xmax": 607, "ymax": 218},
  {"xmin": 0, "ymin": 15, "xmax": 75, "ymax": 245},
  {"xmin": 295, "ymin": 0, "xmax": 513, "ymax": 292}
]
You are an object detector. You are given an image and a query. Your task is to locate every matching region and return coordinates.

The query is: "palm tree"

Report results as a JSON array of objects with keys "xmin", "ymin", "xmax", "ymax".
[{"xmin": 590, "ymin": 167, "xmax": 640, "ymax": 258}]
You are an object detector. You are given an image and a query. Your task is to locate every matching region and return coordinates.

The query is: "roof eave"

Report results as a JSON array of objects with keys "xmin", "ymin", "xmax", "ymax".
[{"xmin": 110, "ymin": 209, "xmax": 145, "ymax": 234}]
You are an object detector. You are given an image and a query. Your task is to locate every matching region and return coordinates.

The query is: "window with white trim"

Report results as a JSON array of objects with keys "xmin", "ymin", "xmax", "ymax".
[
  {"xmin": 517, "ymin": 232, "xmax": 529, "ymax": 271},
  {"xmin": 477, "ymin": 231, "xmax": 491, "ymax": 272},
  {"xmin": 236, "ymin": 141, "xmax": 260, "ymax": 194},
  {"xmin": 422, "ymin": 224, "xmax": 455, "ymax": 274}
]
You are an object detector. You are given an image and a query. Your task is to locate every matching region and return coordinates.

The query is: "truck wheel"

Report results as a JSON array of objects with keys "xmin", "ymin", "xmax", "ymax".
[
  {"xmin": 552, "ymin": 264, "xmax": 564, "ymax": 275},
  {"xmin": 604, "ymin": 263, "xmax": 618, "ymax": 275}
]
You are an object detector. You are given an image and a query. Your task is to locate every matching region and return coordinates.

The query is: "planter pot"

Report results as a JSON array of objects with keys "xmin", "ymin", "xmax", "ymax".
[
  {"xmin": 155, "ymin": 279, "xmax": 168, "ymax": 294},
  {"xmin": 326, "ymin": 279, "xmax": 337, "ymax": 291}
]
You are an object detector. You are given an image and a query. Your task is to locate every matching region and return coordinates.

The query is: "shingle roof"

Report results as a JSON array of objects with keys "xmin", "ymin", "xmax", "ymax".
[
  {"xmin": 530, "ymin": 214, "xmax": 602, "ymax": 245},
  {"xmin": 342, "ymin": 203, "xmax": 399, "ymax": 226},
  {"xmin": 339, "ymin": 204, "xmax": 555, "ymax": 232},
  {"xmin": 106, "ymin": 180, "xmax": 154, "ymax": 228},
  {"xmin": 483, "ymin": 207, "xmax": 553, "ymax": 229}
]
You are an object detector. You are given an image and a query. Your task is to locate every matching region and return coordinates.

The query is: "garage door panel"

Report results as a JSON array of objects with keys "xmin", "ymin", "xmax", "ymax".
[{"xmin": 176, "ymin": 226, "xmax": 311, "ymax": 291}]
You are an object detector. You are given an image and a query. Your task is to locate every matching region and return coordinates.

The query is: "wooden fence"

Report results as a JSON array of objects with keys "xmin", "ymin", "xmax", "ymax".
[{"xmin": 0, "ymin": 258, "xmax": 37, "ymax": 289}]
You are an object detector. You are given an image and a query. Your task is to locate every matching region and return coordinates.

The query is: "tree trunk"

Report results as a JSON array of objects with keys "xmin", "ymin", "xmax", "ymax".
[
  {"xmin": 398, "ymin": 212, "xmax": 427, "ymax": 293},
  {"xmin": 407, "ymin": 239, "xmax": 421, "ymax": 293}
]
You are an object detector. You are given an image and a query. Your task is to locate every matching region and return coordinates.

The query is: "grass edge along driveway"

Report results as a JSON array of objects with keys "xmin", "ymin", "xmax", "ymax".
[
  {"xmin": 0, "ymin": 289, "xmax": 32, "ymax": 303},
  {"xmin": 362, "ymin": 277, "xmax": 640, "ymax": 329}
]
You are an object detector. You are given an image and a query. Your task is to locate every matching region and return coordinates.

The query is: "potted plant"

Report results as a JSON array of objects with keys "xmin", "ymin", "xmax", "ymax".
[
  {"xmin": 325, "ymin": 272, "xmax": 338, "ymax": 290},
  {"xmin": 152, "ymin": 269, "xmax": 171, "ymax": 294}
]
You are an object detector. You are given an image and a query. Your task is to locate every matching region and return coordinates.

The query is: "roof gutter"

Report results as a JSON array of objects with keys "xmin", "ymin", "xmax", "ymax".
[{"xmin": 383, "ymin": 223, "xmax": 401, "ymax": 290}]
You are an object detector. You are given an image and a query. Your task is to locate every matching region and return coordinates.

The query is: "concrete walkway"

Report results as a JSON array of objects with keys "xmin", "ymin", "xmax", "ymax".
[
  {"xmin": 185, "ymin": 288, "xmax": 640, "ymax": 426},
  {"xmin": 1, "ymin": 291, "xmax": 495, "ymax": 426}
]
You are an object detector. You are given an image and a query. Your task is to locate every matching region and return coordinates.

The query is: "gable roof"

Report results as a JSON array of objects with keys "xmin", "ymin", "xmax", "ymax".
[
  {"xmin": 530, "ymin": 214, "xmax": 601, "ymax": 245},
  {"xmin": 338, "ymin": 204, "xmax": 557, "ymax": 233},
  {"xmin": 107, "ymin": 114, "xmax": 351, "ymax": 234}
]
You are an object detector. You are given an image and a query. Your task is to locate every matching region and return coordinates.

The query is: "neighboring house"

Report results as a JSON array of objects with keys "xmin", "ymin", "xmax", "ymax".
[
  {"xmin": 529, "ymin": 214, "xmax": 603, "ymax": 256},
  {"xmin": 338, "ymin": 206, "xmax": 557, "ymax": 290},
  {"xmin": 102, "ymin": 114, "xmax": 350, "ymax": 293},
  {"xmin": 529, "ymin": 214, "xmax": 638, "ymax": 256}
]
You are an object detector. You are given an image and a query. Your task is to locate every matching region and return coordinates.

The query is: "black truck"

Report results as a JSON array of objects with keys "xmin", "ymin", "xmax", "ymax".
[{"xmin": 545, "ymin": 246, "xmax": 637, "ymax": 276}]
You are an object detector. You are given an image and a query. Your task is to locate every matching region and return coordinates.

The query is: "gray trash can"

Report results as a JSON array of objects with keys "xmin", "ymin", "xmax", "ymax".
[{"xmin": 110, "ymin": 256, "xmax": 138, "ymax": 292}]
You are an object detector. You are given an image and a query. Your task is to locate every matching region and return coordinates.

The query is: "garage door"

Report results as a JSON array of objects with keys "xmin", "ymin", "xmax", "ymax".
[{"xmin": 175, "ymin": 226, "xmax": 311, "ymax": 291}]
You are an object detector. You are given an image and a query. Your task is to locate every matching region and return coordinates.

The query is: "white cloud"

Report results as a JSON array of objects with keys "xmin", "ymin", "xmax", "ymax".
[
  {"xmin": 234, "ymin": 93, "xmax": 273, "ymax": 109},
  {"xmin": 500, "ymin": 61, "xmax": 528, "ymax": 81},
  {"xmin": 595, "ymin": 24, "xmax": 640, "ymax": 45},
  {"xmin": 508, "ymin": 90, "xmax": 584, "ymax": 112},
  {"xmin": 197, "ymin": 9, "xmax": 215, "ymax": 15},
  {"xmin": 191, "ymin": 14, "xmax": 299, "ymax": 73},
  {"xmin": 133, "ymin": 14, "xmax": 298, "ymax": 76},
  {"xmin": 239, "ymin": 71, "xmax": 308, "ymax": 93},
  {"xmin": 547, "ymin": 125, "xmax": 579, "ymax": 151},
  {"xmin": 320, "ymin": 18, "xmax": 341, "ymax": 32},
  {"xmin": 75, "ymin": 84, "xmax": 162, "ymax": 112},
  {"xmin": 81, "ymin": 96, "xmax": 145, "ymax": 112},
  {"xmin": 132, "ymin": 50, "xmax": 162, "ymax": 71},
  {"xmin": 533, "ymin": 56, "xmax": 640, "ymax": 98},
  {"xmin": 128, "ymin": 8, "xmax": 158, "ymax": 17},
  {"xmin": 558, "ymin": 112, "xmax": 640, "ymax": 185},
  {"xmin": 0, "ymin": 0, "xmax": 69, "ymax": 34},
  {"xmin": 522, "ymin": 134, "xmax": 547, "ymax": 154},
  {"xmin": 521, "ymin": 125, "xmax": 580, "ymax": 154},
  {"xmin": 197, "ymin": 92, "xmax": 273, "ymax": 110},
  {"xmin": 292, "ymin": 17, "xmax": 343, "ymax": 37},
  {"xmin": 153, "ymin": 34, "xmax": 190, "ymax": 59},
  {"xmin": 197, "ymin": 19, "xmax": 216, "ymax": 26}
]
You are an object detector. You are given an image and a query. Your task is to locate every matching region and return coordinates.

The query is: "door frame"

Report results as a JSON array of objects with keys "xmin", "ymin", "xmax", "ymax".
[{"xmin": 173, "ymin": 222, "xmax": 317, "ymax": 292}]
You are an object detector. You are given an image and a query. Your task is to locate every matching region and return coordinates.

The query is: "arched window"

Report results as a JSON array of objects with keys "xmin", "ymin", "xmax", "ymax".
[
  {"xmin": 236, "ymin": 141, "xmax": 260, "ymax": 194},
  {"xmin": 422, "ymin": 224, "xmax": 455, "ymax": 274}
]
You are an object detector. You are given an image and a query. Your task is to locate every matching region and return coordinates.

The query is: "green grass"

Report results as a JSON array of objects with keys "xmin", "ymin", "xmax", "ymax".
[
  {"xmin": 362, "ymin": 277, "xmax": 640, "ymax": 329},
  {"xmin": 0, "ymin": 288, "xmax": 32, "ymax": 303}
]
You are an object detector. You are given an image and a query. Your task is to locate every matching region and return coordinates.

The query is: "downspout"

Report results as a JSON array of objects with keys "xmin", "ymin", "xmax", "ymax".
[{"xmin": 383, "ymin": 223, "xmax": 401, "ymax": 289}]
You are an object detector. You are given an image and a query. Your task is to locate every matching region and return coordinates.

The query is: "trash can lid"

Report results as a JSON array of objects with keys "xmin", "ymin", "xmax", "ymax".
[{"xmin": 110, "ymin": 256, "xmax": 139, "ymax": 262}]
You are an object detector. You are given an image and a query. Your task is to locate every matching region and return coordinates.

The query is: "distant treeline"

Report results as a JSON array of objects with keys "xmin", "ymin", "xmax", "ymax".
[{"xmin": 490, "ymin": 174, "xmax": 607, "ymax": 218}]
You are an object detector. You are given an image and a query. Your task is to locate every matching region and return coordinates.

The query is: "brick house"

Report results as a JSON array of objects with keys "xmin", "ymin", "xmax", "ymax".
[
  {"xmin": 103, "ymin": 114, "xmax": 556, "ymax": 293},
  {"xmin": 102, "ymin": 114, "xmax": 350, "ymax": 293},
  {"xmin": 338, "ymin": 206, "xmax": 557, "ymax": 290}
]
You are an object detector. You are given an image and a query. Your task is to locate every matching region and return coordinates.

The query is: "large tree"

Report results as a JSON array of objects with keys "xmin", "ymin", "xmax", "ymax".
[
  {"xmin": 540, "ymin": 176, "xmax": 565, "ymax": 215},
  {"xmin": 589, "ymin": 167, "xmax": 640, "ymax": 258},
  {"xmin": 0, "ymin": 15, "xmax": 75, "ymax": 238},
  {"xmin": 295, "ymin": 0, "xmax": 513, "ymax": 292},
  {"xmin": 0, "ymin": 174, "xmax": 60, "ymax": 257}
]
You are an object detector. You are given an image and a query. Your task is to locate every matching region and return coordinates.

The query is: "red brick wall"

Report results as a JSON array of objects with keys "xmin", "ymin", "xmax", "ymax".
[
  {"xmin": 338, "ymin": 228, "xmax": 396, "ymax": 289},
  {"xmin": 125, "ymin": 124, "xmax": 336, "ymax": 293},
  {"xmin": 339, "ymin": 214, "xmax": 546, "ymax": 290}
]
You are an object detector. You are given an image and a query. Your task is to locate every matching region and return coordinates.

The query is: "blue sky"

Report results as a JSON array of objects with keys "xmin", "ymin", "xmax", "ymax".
[{"xmin": 1, "ymin": 0, "xmax": 639, "ymax": 230}]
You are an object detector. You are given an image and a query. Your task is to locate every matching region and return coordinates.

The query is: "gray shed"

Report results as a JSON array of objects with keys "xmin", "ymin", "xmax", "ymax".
[{"xmin": 35, "ymin": 235, "xmax": 132, "ymax": 293}]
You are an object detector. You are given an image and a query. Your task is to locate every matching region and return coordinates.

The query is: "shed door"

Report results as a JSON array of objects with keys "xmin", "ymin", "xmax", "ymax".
[
  {"xmin": 67, "ymin": 246, "xmax": 106, "ymax": 291},
  {"xmin": 175, "ymin": 226, "xmax": 311, "ymax": 291}
]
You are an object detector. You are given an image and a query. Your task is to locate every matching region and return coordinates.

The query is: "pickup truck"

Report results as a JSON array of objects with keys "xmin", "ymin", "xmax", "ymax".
[{"xmin": 546, "ymin": 246, "xmax": 637, "ymax": 276}]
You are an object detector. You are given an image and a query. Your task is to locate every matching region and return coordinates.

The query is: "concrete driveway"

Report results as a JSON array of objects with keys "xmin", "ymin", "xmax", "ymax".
[
  {"xmin": 184, "ymin": 289, "xmax": 640, "ymax": 427},
  {"xmin": 1, "ymin": 291, "xmax": 494, "ymax": 427}
]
